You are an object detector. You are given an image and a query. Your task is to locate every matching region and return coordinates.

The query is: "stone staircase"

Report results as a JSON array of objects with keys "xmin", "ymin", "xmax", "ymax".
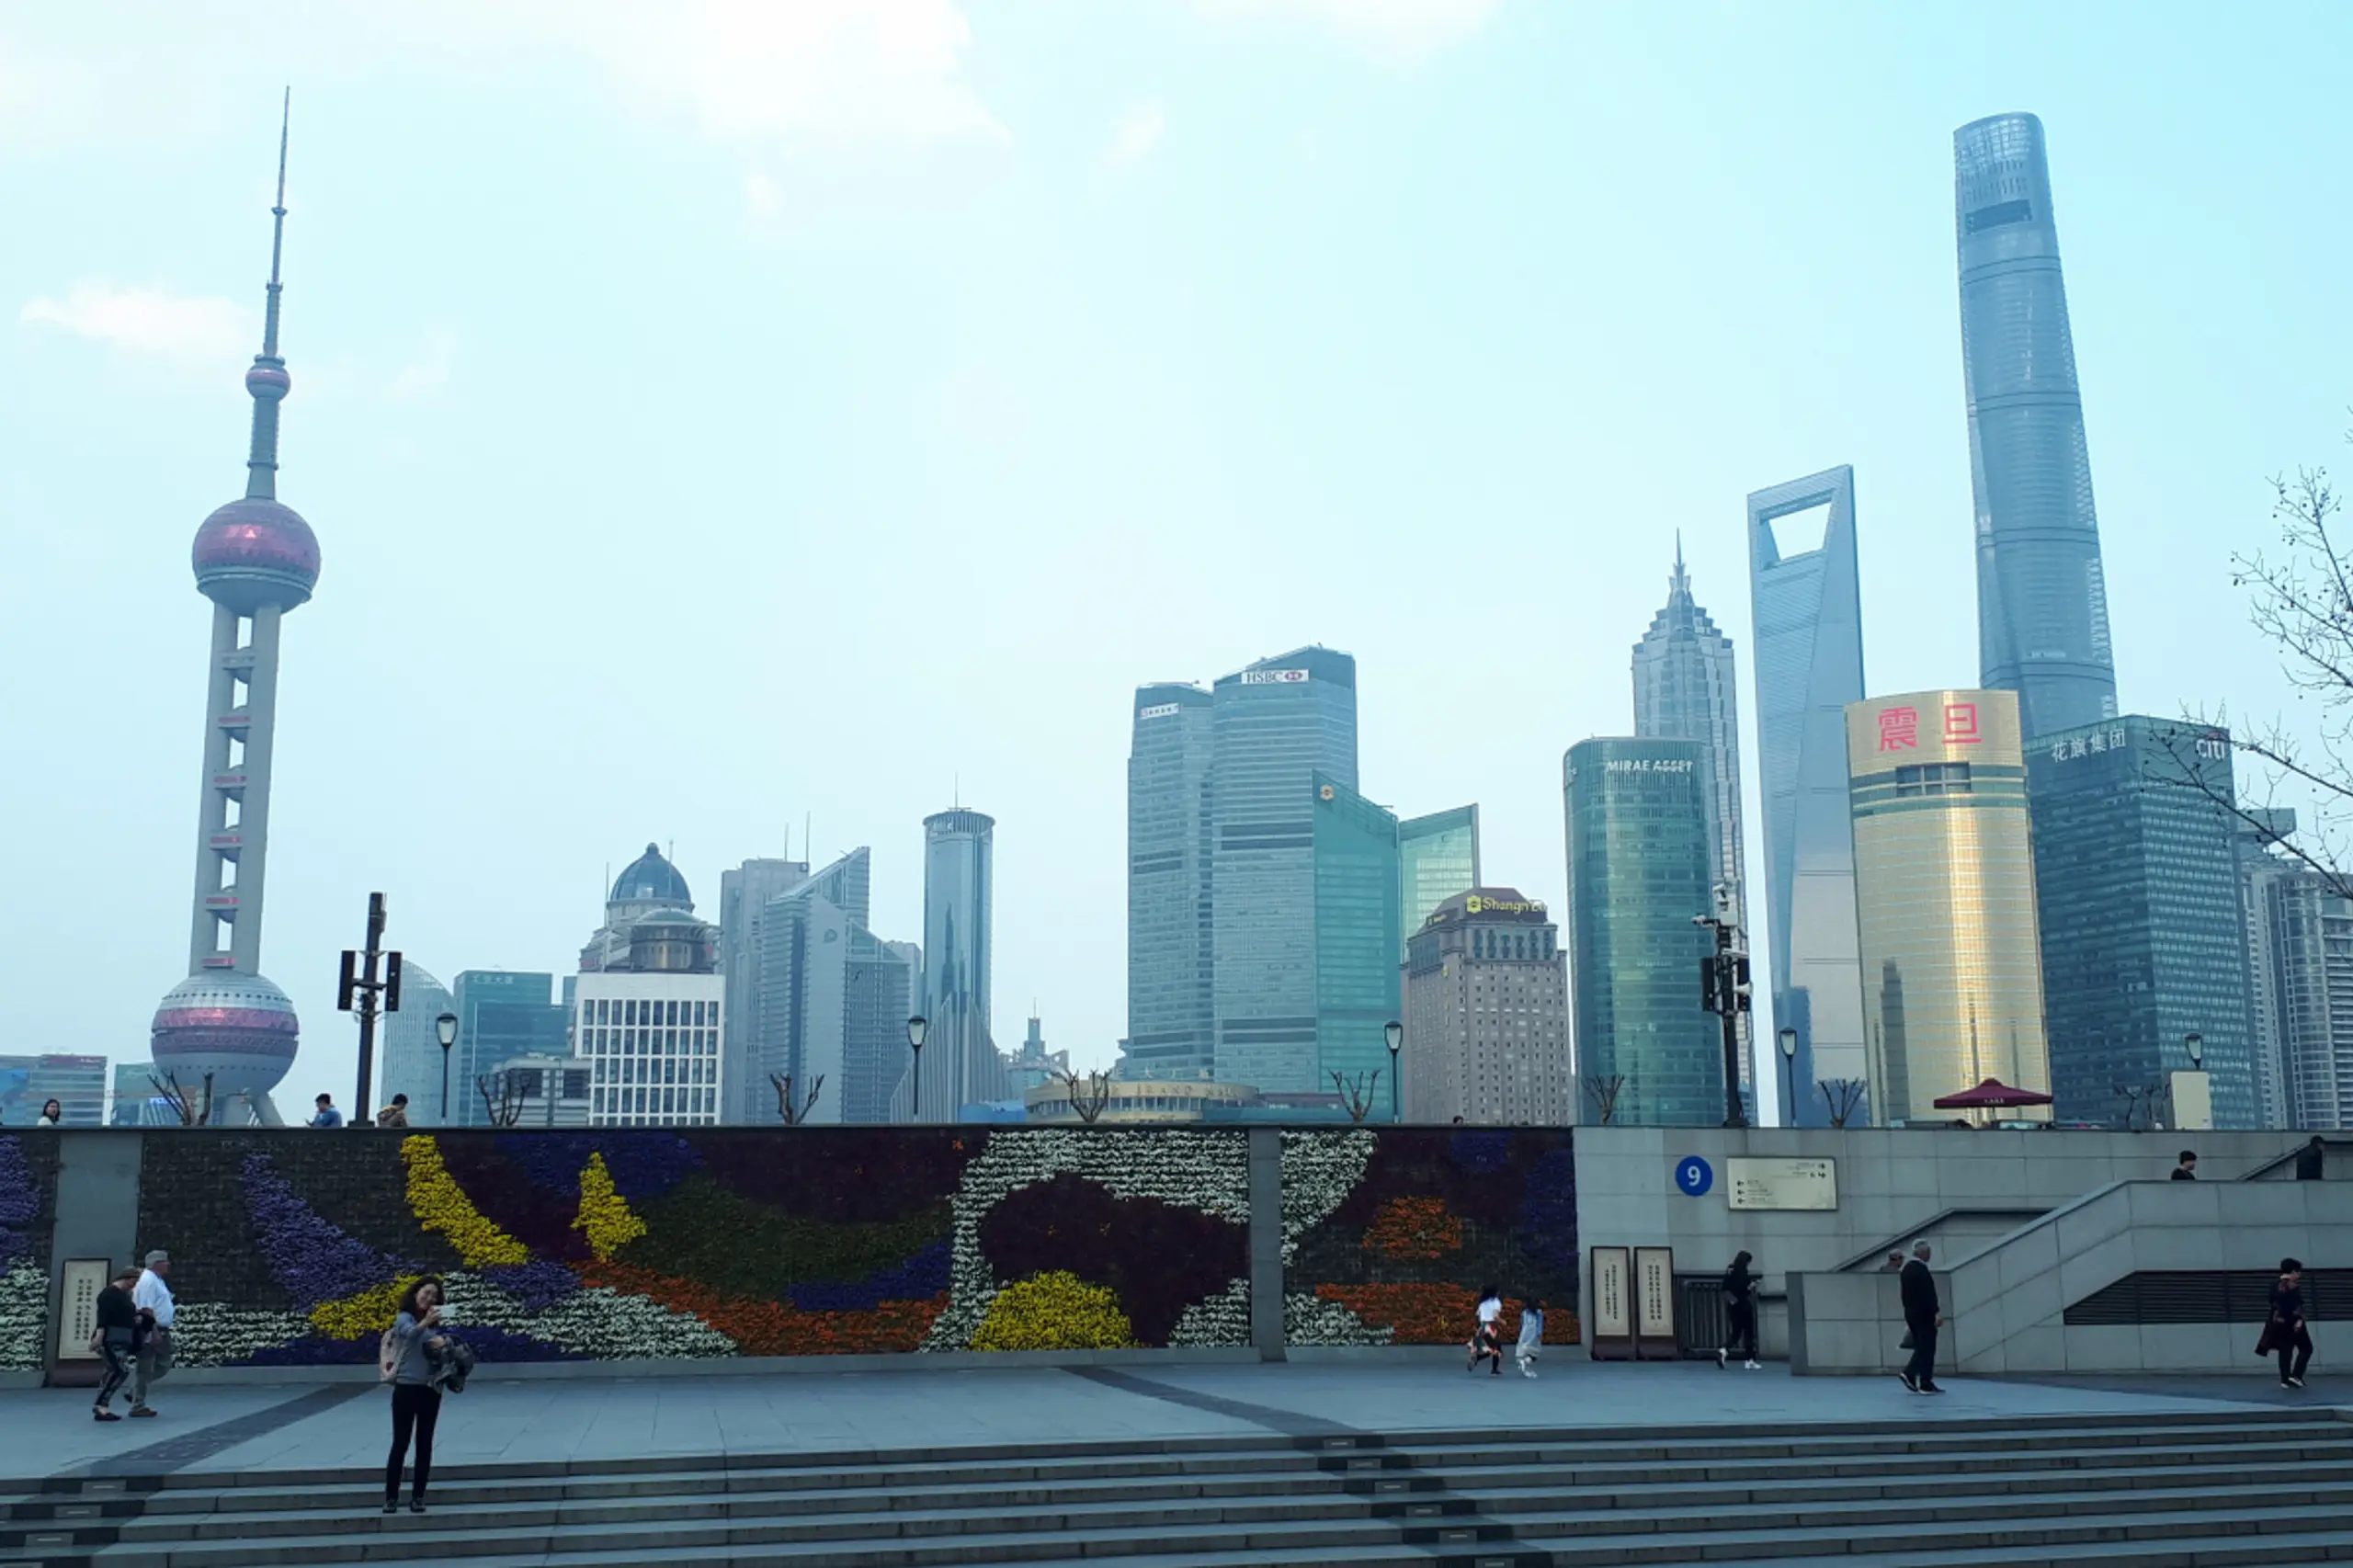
[{"xmin": 6, "ymin": 1406, "xmax": 2353, "ymax": 1567}]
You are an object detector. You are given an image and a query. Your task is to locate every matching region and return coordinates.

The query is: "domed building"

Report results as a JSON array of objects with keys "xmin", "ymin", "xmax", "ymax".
[
  {"xmin": 574, "ymin": 842, "xmax": 723, "ymax": 1128},
  {"xmin": 580, "ymin": 843, "xmax": 706, "ymax": 971}
]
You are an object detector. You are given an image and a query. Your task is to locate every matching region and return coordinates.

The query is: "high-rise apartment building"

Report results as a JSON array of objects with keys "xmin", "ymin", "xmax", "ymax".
[
  {"xmin": 1125, "ymin": 682, "xmax": 1215, "ymax": 1081},
  {"xmin": 1210, "ymin": 648, "xmax": 1359, "ymax": 1093},
  {"xmin": 375, "ymin": 963, "xmax": 455, "ymax": 1123},
  {"xmin": 1563, "ymin": 737, "xmax": 1721, "ymax": 1126},
  {"xmin": 718, "ymin": 855, "xmax": 810, "ymax": 1112},
  {"xmin": 1633, "ymin": 540, "xmax": 1750, "ymax": 1108},
  {"xmin": 449, "ymin": 971, "xmax": 571, "ymax": 1126},
  {"xmin": 2234, "ymin": 810, "xmax": 2302, "ymax": 1130},
  {"xmin": 576, "ymin": 967, "xmax": 724, "ymax": 1128},
  {"xmin": 1955, "ymin": 113, "xmax": 2119, "ymax": 740},
  {"xmin": 1398, "ymin": 807, "xmax": 1480, "ymax": 956},
  {"xmin": 1313, "ymin": 774, "xmax": 1402, "ymax": 1091},
  {"xmin": 1748, "ymin": 467, "xmax": 1868, "ymax": 1123},
  {"xmin": 904, "ymin": 809, "xmax": 1006, "ymax": 1119},
  {"xmin": 1847, "ymin": 690, "xmax": 2052, "ymax": 1124},
  {"xmin": 2028, "ymin": 718, "xmax": 2256, "ymax": 1127},
  {"xmin": 2265, "ymin": 869, "xmax": 2353, "ymax": 1131},
  {"xmin": 1403, "ymin": 890, "xmax": 1572, "ymax": 1125},
  {"xmin": 745, "ymin": 848, "xmax": 906, "ymax": 1124}
]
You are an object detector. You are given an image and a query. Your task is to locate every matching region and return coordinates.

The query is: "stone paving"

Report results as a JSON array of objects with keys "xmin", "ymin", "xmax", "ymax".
[{"xmin": 2, "ymin": 1358, "xmax": 2340, "ymax": 1486}]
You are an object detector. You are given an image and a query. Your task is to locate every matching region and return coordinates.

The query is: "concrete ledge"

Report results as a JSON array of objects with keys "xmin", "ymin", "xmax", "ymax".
[{"xmin": 138, "ymin": 1345, "xmax": 1268, "ymax": 1386}]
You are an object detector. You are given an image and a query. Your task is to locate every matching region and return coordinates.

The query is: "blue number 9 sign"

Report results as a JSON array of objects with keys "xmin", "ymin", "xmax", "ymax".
[{"xmin": 1675, "ymin": 1155, "xmax": 1714, "ymax": 1197}]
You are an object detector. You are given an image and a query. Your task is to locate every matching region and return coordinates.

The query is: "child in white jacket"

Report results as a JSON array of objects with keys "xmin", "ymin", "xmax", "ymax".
[{"xmin": 1515, "ymin": 1299, "xmax": 1545, "ymax": 1379}]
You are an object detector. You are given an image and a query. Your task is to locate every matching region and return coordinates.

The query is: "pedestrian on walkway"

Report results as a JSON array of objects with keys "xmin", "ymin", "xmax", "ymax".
[
  {"xmin": 1514, "ymin": 1298, "xmax": 1545, "ymax": 1379},
  {"xmin": 128, "ymin": 1250, "xmax": 175, "ymax": 1416},
  {"xmin": 385, "ymin": 1276, "xmax": 450, "ymax": 1513},
  {"xmin": 2172, "ymin": 1150, "xmax": 2198, "ymax": 1180},
  {"xmin": 1882, "ymin": 1250, "xmax": 1904, "ymax": 1272},
  {"xmin": 1897, "ymin": 1241, "xmax": 1944, "ymax": 1394},
  {"xmin": 2260, "ymin": 1256, "xmax": 2314, "ymax": 1389},
  {"xmin": 1467, "ymin": 1284, "xmax": 1505, "ymax": 1376},
  {"xmin": 89, "ymin": 1265, "xmax": 142, "ymax": 1421},
  {"xmin": 2297, "ymin": 1137, "xmax": 2327, "ymax": 1180},
  {"xmin": 1719, "ymin": 1250, "xmax": 1760, "ymax": 1369},
  {"xmin": 309, "ymin": 1094, "xmax": 344, "ymax": 1129},
  {"xmin": 35, "ymin": 1099, "xmax": 63, "ymax": 1127},
  {"xmin": 377, "ymin": 1094, "xmax": 411, "ymax": 1128}
]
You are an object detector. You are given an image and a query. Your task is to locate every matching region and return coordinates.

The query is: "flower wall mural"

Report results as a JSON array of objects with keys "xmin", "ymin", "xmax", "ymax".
[
  {"xmin": 131, "ymin": 1129, "xmax": 1259, "ymax": 1366},
  {"xmin": 0, "ymin": 1136, "xmax": 60, "ymax": 1372},
  {"xmin": 1283, "ymin": 1129, "xmax": 1578, "ymax": 1346}
]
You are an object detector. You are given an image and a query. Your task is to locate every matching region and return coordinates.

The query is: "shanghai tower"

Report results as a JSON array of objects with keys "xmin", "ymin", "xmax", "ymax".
[
  {"xmin": 1955, "ymin": 112, "xmax": 2118, "ymax": 740},
  {"xmin": 148, "ymin": 97, "xmax": 320, "ymax": 1124}
]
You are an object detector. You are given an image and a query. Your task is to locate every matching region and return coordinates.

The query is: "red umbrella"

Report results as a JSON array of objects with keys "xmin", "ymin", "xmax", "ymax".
[{"xmin": 1933, "ymin": 1077, "xmax": 2055, "ymax": 1109}]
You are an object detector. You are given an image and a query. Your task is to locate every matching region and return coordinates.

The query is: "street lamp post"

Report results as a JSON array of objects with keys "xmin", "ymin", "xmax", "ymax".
[
  {"xmin": 2185, "ymin": 1032, "xmax": 2204, "ymax": 1070},
  {"xmin": 1777, "ymin": 1027, "xmax": 1798, "ymax": 1128},
  {"xmin": 1696, "ymin": 903, "xmax": 1753, "ymax": 1129},
  {"xmin": 1384, "ymin": 1020, "xmax": 1404, "ymax": 1122},
  {"xmin": 906, "ymin": 1016, "xmax": 927, "ymax": 1122},
  {"xmin": 436, "ymin": 1011, "xmax": 459, "ymax": 1125}
]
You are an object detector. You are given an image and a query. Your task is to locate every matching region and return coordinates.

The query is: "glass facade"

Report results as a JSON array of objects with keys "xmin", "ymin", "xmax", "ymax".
[
  {"xmin": 1747, "ymin": 467, "xmax": 1869, "ymax": 1123},
  {"xmin": 1847, "ymin": 689, "xmax": 2052, "ymax": 1123},
  {"xmin": 450, "ymin": 971, "xmax": 571, "ymax": 1127},
  {"xmin": 1124, "ymin": 682, "xmax": 1216, "ymax": 1080},
  {"xmin": 2028, "ymin": 718, "xmax": 2257, "ymax": 1127},
  {"xmin": 2265, "ymin": 874, "xmax": 2353, "ymax": 1130},
  {"xmin": 1313, "ymin": 772, "xmax": 1402, "ymax": 1088},
  {"xmin": 375, "ymin": 963, "xmax": 455, "ymax": 1123},
  {"xmin": 1956, "ymin": 113, "xmax": 2119, "ymax": 741},
  {"xmin": 1397, "ymin": 805, "xmax": 1480, "ymax": 958},
  {"xmin": 1563, "ymin": 737, "xmax": 1722, "ymax": 1126},
  {"xmin": 909, "ymin": 809, "xmax": 1006, "ymax": 1118},
  {"xmin": 1210, "ymin": 646, "xmax": 1358, "ymax": 1093},
  {"xmin": 0, "ymin": 1054, "xmax": 108, "ymax": 1126}
]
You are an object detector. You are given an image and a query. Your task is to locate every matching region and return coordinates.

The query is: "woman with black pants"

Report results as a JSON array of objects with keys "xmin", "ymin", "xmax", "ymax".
[
  {"xmin": 2267, "ymin": 1257, "xmax": 2314, "ymax": 1390},
  {"xmin": 385, "ymin": 1277, "xmax": 449, "ymax": 1513},
  {"xmin": 1719, "ymin": 1251, "xmax": 1760, "ymax": 1369}
]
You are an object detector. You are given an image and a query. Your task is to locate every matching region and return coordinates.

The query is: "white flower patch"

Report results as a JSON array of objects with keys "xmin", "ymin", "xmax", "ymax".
[
  {"xmin": 1167, "ymin": 1276, "xmax": 1252, "ymax": 1347},
  {"xmin": 0, "ymin": 1263, "xmax": 48, "ymax": 1370},
  {"xmin": 1286, "ymin": 1290, "xmax": 1387, "ymax": 1346},
  {"xmin": 923, "ymin": 1130, "xmax": 1251, "ymax": 1352},
  {"xmin": 167, "ymin": 1299, "xmax": 314, "ymax": 1368},
  {"xmin": 1278, "ymin": 1130, "xmax": 1377, "ymax": 1265},
  {"xmin": 438, "ymin": 1271, "xmax": 736, "ymax": 1361}
]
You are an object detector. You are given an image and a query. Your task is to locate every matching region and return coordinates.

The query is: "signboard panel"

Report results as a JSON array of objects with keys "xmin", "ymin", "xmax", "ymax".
[
  {"xmin": 55, "ymin": 1258, "xmax": 108, "ymax": 1362},
  {"xmin": 1726, "ymin": 1156, "xmax": 1839, "ymax": 1211},
  {"xmin": 1588, "ymin": 1246, "xmax": 1632, "ymax": 1360},
  {"xmin": 1634, "ymin": 1245, "xmax": 1677, "ymax": 1359}
]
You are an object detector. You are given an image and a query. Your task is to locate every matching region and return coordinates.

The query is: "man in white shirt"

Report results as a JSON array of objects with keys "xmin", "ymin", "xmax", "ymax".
[{"xmin": 128, "ymin": 1250, "xmax": 176, "ymax": 1416}]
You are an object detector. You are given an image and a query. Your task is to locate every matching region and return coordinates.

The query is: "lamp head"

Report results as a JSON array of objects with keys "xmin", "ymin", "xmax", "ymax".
[
  {"xmin": 1384, "ymin": 1020, "xmax": 1403, "ymax": 1054},
  {"xmin": 436, "ymin": 1011, "xmax": 459, "ymax": 1051},
  {"xmin": 2185, "ymin": 1031, "xmax": 2204, "ymax": 1068},
  {"xmin": 907, "ymin": 1015, "xmax": 927, "ymax": 1051},
  {"xmin": 1777, "ymin": 1027, "xmax": 1798, "ymax": 1061}
]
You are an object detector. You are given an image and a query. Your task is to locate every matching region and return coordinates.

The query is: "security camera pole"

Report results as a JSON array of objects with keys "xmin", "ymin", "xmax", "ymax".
[
  {"xmin": 1696, "ymin": 885, "xmax": 1752, "ymax": 1129},
  {"xmin": 337, "ymin": 891, "xmax": 404, "ymax": 1127}
]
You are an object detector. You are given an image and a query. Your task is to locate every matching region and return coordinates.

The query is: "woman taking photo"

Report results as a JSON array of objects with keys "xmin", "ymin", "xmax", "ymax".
[{"xmin": 384, "ymin": 1277, "xmax": 449, "ymax": 1512}]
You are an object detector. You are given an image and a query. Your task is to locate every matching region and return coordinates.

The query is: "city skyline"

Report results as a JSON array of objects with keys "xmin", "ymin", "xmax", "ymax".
[{"xmin": 8, "ymin": 7, "xmax": 2351, "ymax": 1102}]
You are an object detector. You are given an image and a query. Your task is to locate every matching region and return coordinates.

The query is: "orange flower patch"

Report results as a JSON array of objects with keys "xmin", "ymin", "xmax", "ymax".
[
  {"xmin": 1358, "ymin": 1196, "xmax": 1463, "ymax": 1260},
  {"xmin": 584, "ymin": 1262, "xmax": 948, "ymax": 1357},
  {"xmin": 1315, "ymin": 1283, "xmax": 1580, "ymax": 1346}
]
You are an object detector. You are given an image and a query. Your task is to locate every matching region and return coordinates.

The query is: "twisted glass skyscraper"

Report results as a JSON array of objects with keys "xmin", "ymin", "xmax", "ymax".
[{"xmin": 1956, "ymin": 112, "xmax": 2119, "ymax": 741}]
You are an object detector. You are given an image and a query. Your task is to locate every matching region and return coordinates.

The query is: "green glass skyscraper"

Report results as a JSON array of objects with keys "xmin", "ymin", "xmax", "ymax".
[
  {"xmin": 1563, "ymin": 737, "xmax": 1722, "ymax": 1125},
  {"xmin": 1314, "ymin": 772, "xmax": 1402, "ymax": 1091},
  {"xmin": 1398, "ymin": 806, "xmax": 1479, "ymax": 959}
]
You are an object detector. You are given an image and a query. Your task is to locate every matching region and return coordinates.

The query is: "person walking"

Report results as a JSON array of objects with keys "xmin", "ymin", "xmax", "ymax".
[
  {"xmin": 90, "ymin": 1265, "xmax": 143, "ymax": 1421},
  {"xmin": 2297, "ymin": 1136, "xmax": 2327, "ymax": 1181},
  {"xmin": 377, "ymin": 1094, "xmax": 411, "ymax": 1129},
  {"xmin": 1897, "ymin": 1241, "xmax": 1944, "ymax": 1394},
  {"xmin": 1882, "ymin": 1250, "xmax": 1904, "ymax": 1272},
  {"xmin": 127, "ymin": 1250, "xmax": 175, "ymax": 1416},
  {"xmin": 385, "ymin": 1277, "xmax": 451, "ymax": 1513},
  {"xmin": 1719, "ymin": 1251, "xmax": 1761, "ymax": 1369},
  {"xmin": 1514, "ymin": 1299, "xmax": 1545, "ymax": 1379},
  {"xmin": 1467, "ymin": 1284, "xmax": 1505, "ymax": 1376},
  {"xmin": 309, "ymin": 1094, "xmax": 344, "ymax": 1129},
  {"xmin": 2261, "ymin": 1257, "xmax": 2314, "ymax": 1389},
  {"xmin": 35, "ymin": 1099, "xmax": 63, "ymax": 1127},
  {"xmin": 2172, "ymin": 1150, "xmax": 2198, "ymax": 1180}
]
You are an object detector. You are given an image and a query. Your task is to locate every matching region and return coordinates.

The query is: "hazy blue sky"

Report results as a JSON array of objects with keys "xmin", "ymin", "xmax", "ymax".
[{"xmin": 5, "ymin": 1, "xmax": 2349, "ymax": 1109}]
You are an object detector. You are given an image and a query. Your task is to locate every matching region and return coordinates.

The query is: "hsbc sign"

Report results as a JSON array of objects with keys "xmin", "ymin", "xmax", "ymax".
[{"xmin": 1242, "ymin": 668, "xmax": 1310, "ymax": 685}]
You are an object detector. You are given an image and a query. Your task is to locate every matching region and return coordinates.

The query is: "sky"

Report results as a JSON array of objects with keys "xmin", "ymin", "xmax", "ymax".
[{"xmin": 4, "ymin": 0, "xmax": 2350, "ymax": 1111}]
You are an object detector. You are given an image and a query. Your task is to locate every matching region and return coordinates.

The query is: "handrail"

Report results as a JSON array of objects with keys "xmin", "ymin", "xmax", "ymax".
[
  {"xmin": 2237, "ymin": 1135, "xmax": 2347, "ymax": 1183},
  {"xmin": 1830, "ymin": 1205, "xmax": 2050, "ymax": 1273}
]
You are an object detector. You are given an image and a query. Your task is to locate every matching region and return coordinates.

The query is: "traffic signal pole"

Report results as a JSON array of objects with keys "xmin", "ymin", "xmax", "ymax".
[
  {"xmin": 337, "ymin": 892, "xmax": 403, "ymax": 1127},
  {"xmin": 1698, "ymin": 906, "xmax": 1752, "ymax": 1129}
]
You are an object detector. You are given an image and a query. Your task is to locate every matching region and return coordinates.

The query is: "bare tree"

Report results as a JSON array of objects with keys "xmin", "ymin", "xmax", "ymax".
[
  {"xmin": 1056, "ymin": 1067, "xmax": 1115, "ymax": 1124},
  {"xmin": 770, "ymin": 1073, "xmax": 824, "ymax": 1125},
  {"xmin": 2152, "ymin": 433, "xmax": 2353, "ymax": 893},
  {"xmin": 148, "ymin": 1071, "xmax": 214, "ymax": 1128},
  {"xmin": 1581, "ymin": 1074, "xmax": 1628, "ymax": 1127},
  {"xmin": 476, "ymin": 1071, "xmax": 528, "ymax": 1129},
  {"xmin": 2113, "ymin": 1080, "xmax": 2169, "ymax": 1132},
  {"xmin": 1818, "ymin": 1078, "xmax": 1869, "ymax": 1130},
  {"xmin": 1328, "ymin": 1069, "xmax": 1381, "ymax": 1124}
]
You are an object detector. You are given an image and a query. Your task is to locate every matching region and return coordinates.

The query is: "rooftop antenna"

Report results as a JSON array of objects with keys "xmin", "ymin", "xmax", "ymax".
[
  {"xmin": 782, "ymin": 821, "xmax": 790, "ymax": 860},
  {"xmin": 804, "ymin": 812, "xmax": 811, "ymax": 862},
  {"xmin": 244, "ymin": 87, "xmax": 294, "ymax": 503}
]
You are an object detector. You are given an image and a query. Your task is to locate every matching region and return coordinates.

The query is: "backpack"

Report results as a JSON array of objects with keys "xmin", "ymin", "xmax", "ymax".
[{"xmin": 378, "ymin": 1326, "xmax": 400, "ymax": 1385}]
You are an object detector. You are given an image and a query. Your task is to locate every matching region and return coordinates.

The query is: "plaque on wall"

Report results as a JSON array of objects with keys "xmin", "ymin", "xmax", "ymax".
[
  {"xmin": 1634, "ymin": 1245, "xmax": 1677, "ymax": 1359},
  {"xmin": 1588, "ymin": 1246, "xmax": 1632, "ymax": 1360},
  {"xmin": 55, "ymin": 1258, "xmax": 109, "ymax": 1362},
  {"xmin": 1726, "ymin": 1156, "xmax": 1838, "ymax": 1211}
]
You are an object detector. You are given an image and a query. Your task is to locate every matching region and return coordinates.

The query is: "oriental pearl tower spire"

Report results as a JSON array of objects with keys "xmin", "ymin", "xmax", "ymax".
[{"xmin": 149, "ymin": 92, "xmax": 322, "ymax": 1125}]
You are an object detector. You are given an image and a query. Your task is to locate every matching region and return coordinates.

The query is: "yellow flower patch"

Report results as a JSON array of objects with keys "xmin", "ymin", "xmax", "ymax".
[
  {"xmin": 970, "ymin": 1270, "xmax": 1136, "ymax": 1352},
  {"xmin": 400, "ymin": 1135, "xmax": 528, "ymax": 1267},
  {"xmin": 310, "ymin": 1275, "xmax": 420, "ymax": 1341},
  {"xmin": 572, "ymin": 1152, "xmax": 646, "ymax": 1261}
]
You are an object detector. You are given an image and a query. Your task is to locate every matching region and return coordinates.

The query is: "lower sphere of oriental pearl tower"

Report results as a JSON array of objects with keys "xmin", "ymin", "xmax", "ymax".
[{"xmin": 150, "ymin": 97, "xmax": 318, "ymax": 1119}]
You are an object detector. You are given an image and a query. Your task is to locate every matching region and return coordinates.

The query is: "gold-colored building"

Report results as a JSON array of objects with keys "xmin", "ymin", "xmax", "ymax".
[{"xmin": 1845, "ymin": 689, "xmax": 2052, "ymax": 1123}]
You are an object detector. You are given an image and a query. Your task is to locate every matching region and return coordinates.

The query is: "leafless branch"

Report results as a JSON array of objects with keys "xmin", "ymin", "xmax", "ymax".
[
  {"xmin": 1581, "ymin": 1073, "xmax": 1627, "ymax": 1127},
  {"xmin": 1818, "ymin": 1078, "xmax": 1869, "ymax": 1130},
  {"xmin": 1055, "ymin": 1067, "xmax": 1115, "ymax": 1124},
  {"xmin": 1328, "ymin": 1069, "xmax": 1381, "ymax": 1124},
  {"xmin": 476, "ymin": 1071, "xmax": 527, "ymax": 1129},
  {"xmin": 769, "ymin": 1072, "xmax": 824, "ymax": 1125}
]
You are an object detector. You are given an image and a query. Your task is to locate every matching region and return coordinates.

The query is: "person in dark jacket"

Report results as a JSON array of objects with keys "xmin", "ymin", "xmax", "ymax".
[
  {"xmin": 2264, "ymin": 1257, "xmax": 2314, "ymax": 1389},
  {"xmin": 2171, "ymin": 1151, "xmax": 2198, "ymax": 1180},
  {"xmin": 1718, "ymin": 1251, "xmax": 1760, "ymax": 1369},
  {"xmin": 89, "ymin": 1265, "xmax": 143, "ymax": 1421},
  {"xmin": 384, "ymin": 1277, "xmax": 450, "ymax": 1513},
  {"xmin": 1898, "ymin": 1241, "xmax": 1944, "ymax": 1393},
  {"xmin": 2296, "ymin": 1137, "xmax": 2326, "ymax": 1181}
]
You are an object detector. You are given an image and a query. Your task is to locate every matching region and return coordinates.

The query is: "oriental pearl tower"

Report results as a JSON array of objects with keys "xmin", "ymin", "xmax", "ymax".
[{"xmin": 149, "ymin": 96, "xmax": 320, "ymax": 1124}]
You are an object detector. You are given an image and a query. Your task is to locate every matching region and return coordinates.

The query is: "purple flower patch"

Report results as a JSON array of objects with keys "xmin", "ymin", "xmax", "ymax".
[
  {"xmin": 787, "ymin": 1242, "xmax": 952, "ymax": 1312},
  {"xmin": 495, "ymin": 1133, "xmax": 701, "ymax": 1201},
  {"xmin": 483, "ymin": 1259, "xmax": 582, "ymax": 1312},
  {"xmin": 243, "ymin": 1153, "xmax": 410, "ymax": 1308}
]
